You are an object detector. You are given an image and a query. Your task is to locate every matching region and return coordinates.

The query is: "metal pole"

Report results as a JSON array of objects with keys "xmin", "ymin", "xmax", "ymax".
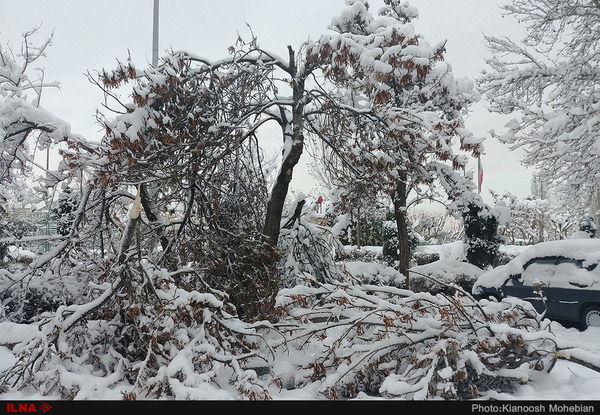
[
  {"xmin": 152, "ymin": 0, "xmax": 159, "ymax": 66},
  {"xmin": 478, "ymin": 157, "xmax": 482, "ymax": 195}
]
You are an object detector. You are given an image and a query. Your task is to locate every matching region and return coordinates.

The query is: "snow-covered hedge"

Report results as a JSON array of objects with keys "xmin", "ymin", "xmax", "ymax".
[{"xmin": 410, "ymin": 259, "xmax": 483, "ymax": 294}]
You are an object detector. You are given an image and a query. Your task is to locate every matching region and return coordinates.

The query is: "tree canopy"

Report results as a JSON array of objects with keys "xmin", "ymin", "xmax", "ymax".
[{"xmin": 478, "ymin": 0, "xmax": 600, "ymax": 212}]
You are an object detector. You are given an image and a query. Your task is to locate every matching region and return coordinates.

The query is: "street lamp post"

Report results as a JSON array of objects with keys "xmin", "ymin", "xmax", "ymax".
[{"xmin": 153, "ymin": 0, "xmax": 159, "ymax": 66}]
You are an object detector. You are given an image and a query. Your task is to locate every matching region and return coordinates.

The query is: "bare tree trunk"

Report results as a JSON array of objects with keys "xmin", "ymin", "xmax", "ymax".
[
  {"xmin": 138, "ymin": 183, "xmax": 171, "ymax": 253},
  {"xmin": 356, "ymin": 205, "xmax": 361, "ymax": 250},
  {"xmin": 263, "ymin": 46, "xmax": 305, "ymax": 245},
  {"xmin": 393, "ymin": 174, "xmax": 411, "ymax": 289}
]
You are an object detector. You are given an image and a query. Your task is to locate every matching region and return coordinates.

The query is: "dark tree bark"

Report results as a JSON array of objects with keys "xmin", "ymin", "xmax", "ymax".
[
  {"xmin": 263, "ymin": 46, "xmax": 306, "ymax": 245},
  {"xmin": 139, "ymin": 183, "xmax": 169, "ymax": 252},
  {"xmin": 393, "ymin": 172, "xmax": 411, "ymax": 288}
]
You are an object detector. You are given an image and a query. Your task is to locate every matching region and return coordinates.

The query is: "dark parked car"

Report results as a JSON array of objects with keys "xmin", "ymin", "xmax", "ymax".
[{"xmin": 472, "ymin": 239, "xmax": 600, "ymax": 329}]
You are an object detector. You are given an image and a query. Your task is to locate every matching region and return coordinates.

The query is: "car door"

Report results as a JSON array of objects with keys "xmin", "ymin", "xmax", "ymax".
[
  {"xmin": 502, "ymin": 257, "xmax": 557, "ymax": 313},
  {"xmin": 547, "ymin": 258, "xmax": 596, "ymax": 321}
]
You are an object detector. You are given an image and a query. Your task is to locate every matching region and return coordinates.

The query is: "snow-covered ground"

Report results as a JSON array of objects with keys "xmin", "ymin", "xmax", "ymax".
[
  {"xmin": 1, "ymin": 321, "xmax": 599, "ymax": 400},
  {"xmin": 486, "ymin": 323, "xmax": 600, "ymax": 400}
]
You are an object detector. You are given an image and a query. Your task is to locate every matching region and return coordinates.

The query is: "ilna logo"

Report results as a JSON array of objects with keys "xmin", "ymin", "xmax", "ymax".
[{"xmin": 5, "ymin": 403, "xmax": 52, "ymax": 413}]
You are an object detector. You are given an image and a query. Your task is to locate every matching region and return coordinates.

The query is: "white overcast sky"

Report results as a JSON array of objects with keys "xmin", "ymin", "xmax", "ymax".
[{"xmin": 0, "ymin": 0, "xmax": 531, "ymax": 208}]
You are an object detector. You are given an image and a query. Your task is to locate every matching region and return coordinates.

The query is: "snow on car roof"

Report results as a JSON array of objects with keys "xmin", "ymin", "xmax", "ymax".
[
  {"xmin": 517, "ymin": 238, "xmax": 600, "ymax": 263},
  {"xmin": 473, "ymin": 238, "xmax": 600, "ymax": 293}
]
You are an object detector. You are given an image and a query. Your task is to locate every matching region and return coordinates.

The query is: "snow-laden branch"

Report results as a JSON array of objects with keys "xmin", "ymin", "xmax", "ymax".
[
  {"xmin": 172, "ymin": 48, "xmax": 292, "ymax": 76},
  {"xmin": 274, "ymin": 278, "xmax": 558, "ymax": 400}
]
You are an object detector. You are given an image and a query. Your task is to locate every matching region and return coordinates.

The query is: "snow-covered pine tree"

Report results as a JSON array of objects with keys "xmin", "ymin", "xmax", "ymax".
[
  {"xmin": 579, "ymin": 213, "xmax": 598, "ymax": 238},
  {"xmin": 53, "ymin": 187, "xmax": 78, "ymax": 236},
  {"xmin": 462, "ymin": 200, "xmax": 501, "ymax": 269}
]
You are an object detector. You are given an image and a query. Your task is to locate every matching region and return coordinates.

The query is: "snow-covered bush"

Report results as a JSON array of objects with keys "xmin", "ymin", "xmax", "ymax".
[
  {"xmin": 343, "ymin": 261, "xmax": 405, "ymax": 287},
  {"xmin": 382, "ymin": 218, "xmax": 423, "ymax": 266},
  {"xmin": 381, "ymin": 219, "xmax": 399, "ymax": 263},
  {"xmin": 338, "ymin": 245, "xmax": 384, "ymax": 263},
  {"xmin": 410, "ymin": 260, "xmax": 483, "ymax": 295}
]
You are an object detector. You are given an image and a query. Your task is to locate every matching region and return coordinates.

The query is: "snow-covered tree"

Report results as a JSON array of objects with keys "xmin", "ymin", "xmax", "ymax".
[
  {"xmin": 0, "ymin": 30, "xmax": 90, "ymax": 322},
  {"xmin": 490, "ymin": 190, "xmax": 549, "ymax": 244},
  {"xmin": 410, "ymin": 210, "xmax": 455, "ymax": 244},
  {"xmin": 548, "ymin": 212, "xmax": 577, "ymax": 240},
  {"xmin": 278, "ymin": 194, "xmax": 347, "ymax": 288},
  {"xmin": 478, "ymin": 0, "xmax": 600, "ymax": 212},
  {"xmin": 309, "ymin": 0, "xmax": 483, "ymax": 283},
  {"xmin": 52, "ymin": 187, "xmax": 78, "ymax": 236},
  {"xmin": 309, "ymin": 138, "xmax": 390, "ymax": 249},
  {"xmin": 91, "ymin": 47, "xmax": 283, "ymax": 320},
  {"xmin": 0, "ymin": 30, "xmax": 84, "ymax": 208},
  {"xmin": 171, "ymin": 29, "xmax": 372, "ymax": 250}
]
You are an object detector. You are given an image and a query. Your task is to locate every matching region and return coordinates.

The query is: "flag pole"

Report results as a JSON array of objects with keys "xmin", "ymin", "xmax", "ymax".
[
  {"xmin": 152, "ymin": 0, "xmax": 159, "ymax": 66},
  {"xmin": 478, "ymin": 157, "xmax": 483, "ymax": 194}
]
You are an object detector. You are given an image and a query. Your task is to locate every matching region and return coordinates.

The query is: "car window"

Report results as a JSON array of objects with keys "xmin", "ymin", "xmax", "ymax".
[
  {"xmin": 554, "ymin": 258, "xmax": 597, "ymax": 288},
  {"xmin": 521, "ymin": 258, "xmax": 557, "ymax": 286}
]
